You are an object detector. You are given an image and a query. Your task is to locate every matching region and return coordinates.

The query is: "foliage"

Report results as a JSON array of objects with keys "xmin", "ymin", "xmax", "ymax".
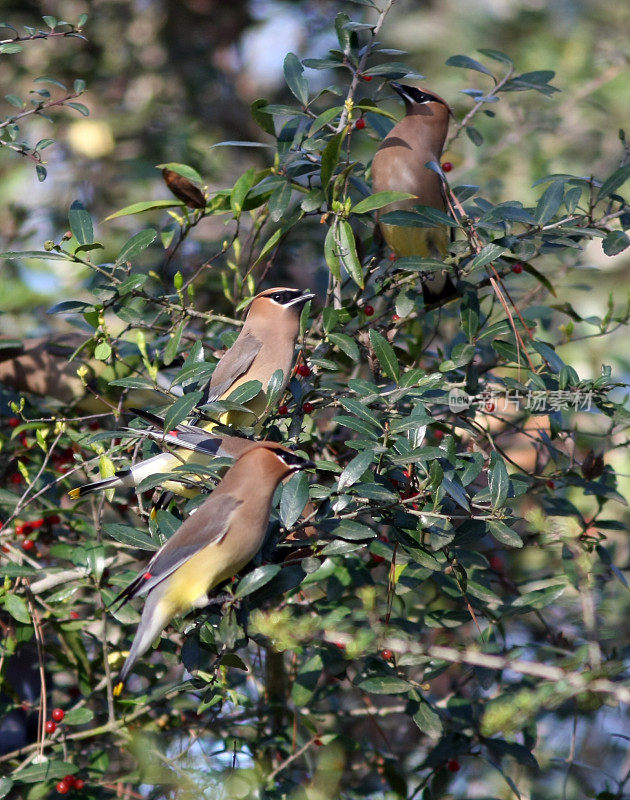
[{"xmin": 1, "ymin": 4, "xmax": 629, "ymax": 800}]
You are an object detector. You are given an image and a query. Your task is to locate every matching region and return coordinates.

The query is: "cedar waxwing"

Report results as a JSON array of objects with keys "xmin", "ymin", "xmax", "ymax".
[
  {"xmin": 68, "ymin": 409, "xmax": 258, "ymax": 499},
  {"xmin": 371, "ymin": 83, "xmax": 457, "ymax": 303},
  {"xmin": 68, "ymin": 287, "xmax": 313, "ymax": 499},
  {"xmin": 112, "ymin": 442, "xmax": 313, "ymax": 692},
  {"xmin": 0, "ymin": 335, "xmax": 171, "ymax": 413}
]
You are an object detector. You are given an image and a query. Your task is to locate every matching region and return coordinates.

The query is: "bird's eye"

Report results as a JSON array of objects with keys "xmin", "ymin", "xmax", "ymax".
[{"xmin": 272, "ymin": 292, "xmax": 286, "ymax": 303}]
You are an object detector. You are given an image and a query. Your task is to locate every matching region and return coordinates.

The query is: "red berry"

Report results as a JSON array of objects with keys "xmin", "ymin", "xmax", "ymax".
[
  {"xmin": 74, "ymin": 778, "xmax": 85, "ymax": 790},
  {"xmin": 30, "ymin": 518, "xmax": 44, "ymax": 529},
  {"xmin": 314, "ymin": 737, "xmax": 323, "ymax": 746},
  {"xmin": 381, "ymin": 649, "xmax": 393, "ymax": 660},
  {"xmin": 447, "ymin": 759, "xmax": 461, "ymax": 772},
  {"xmin": 485, "ymin": 402, "xmax": 495, "ymax": 413},
  {"xmin": 56, "ymin": 780, "xmax": 69, "ymax": 794},
  {"xmin": 45, "ymin": 720, "xmax": 57, "ymax": 735},
  {"xmin": 354, "ymin": 118, "xmax": 366, "ymax": 130},
  {"xmin": 46, "ymin": 514, "xmax": 61, "ymax": 525},
  {"xmin": 70, "ymin": 611, "xmax": 80, "ymax": 619},
  {"xmin": 62, "ymin": 775, "xmax": 75, "ymax": 787},
  {"xmin": 364, "ymin": 305, "xmax": 374, "ymax": 316},
  {"xmin": 489, "ymin": 555, "xmax": 503, "ymax": 571},
  {"xmin": 391, "ymin": 314, "xmax": 400, "ymax": 322},
  {"xmin": 334, "ymin": 642, "xmax": 345, "ymax": 650},
  {"xmin": 10, "ymin": 473, "xmax": 22, "ymax": 484},
  {"xmin": 302, "ymin": 402, "xmax": 314, "ymax": 414},
  {"xmin": 21, "ymin": 539, "xmax": 35, "ymax": 552},
  {"xmin": 512, "ymin": 262, "xmax": 523, "ymax": 274},
  {"xmin": 371, "ymin": 554, "xmax": 385, "ymax": 565},
  {"xmin": 8, "ymin": 417, "xmax": 19, "ymax": 428},
  {"xmin": 546, "ymin": 480, "xmax": 555, "ymax": 489},
  {"xmin": 88, "ymin": 420, "xmax": 100, "ymax": 430},
  {"xmin": 297, "ymin": 364, "xmax": 311, "ymax": 377},
  {"xmin": 2, "ymin": 545, "xmax": 10, "ymax": 554},
  {"xmin": 15, "ymin": 524, "xmax": 26, "ymax": 536},
  {"xmin": 52, "ymin": 708, "xmax": 65, "ymax": 722},
  {"xmin": 20, "ymin": 434, "xmax": 28, "ymax": 447},
  {"xmin": 388, "ymin": 253, "xmax": 396, "ymax": 261},
  {"xmin": 278, "ymin": 404, "xmax": 289, "ymax": 415},
  {"xmin": 441, "ymin": 162, "xmax": 453, "ymax": 173},
  {"xmin": 362, "ymin": 74, "xmax": 373, "ymax": 81},
  {"xmin": 434, "ymin": 429, "xmax": 444, "ymax": 440}
]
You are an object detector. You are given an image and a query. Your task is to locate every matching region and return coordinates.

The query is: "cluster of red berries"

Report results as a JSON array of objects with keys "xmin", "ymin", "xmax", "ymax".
[
  {"xmin": 45, "ymin": 707, "xmax": 65, "ymax": 735},
  {"xmin": 56, "ymin": 774, "xmax": 85, "ymax": 794},
  {"xmin": 1, "ymin": 514, "xmax": 62, "ymax": 554}
]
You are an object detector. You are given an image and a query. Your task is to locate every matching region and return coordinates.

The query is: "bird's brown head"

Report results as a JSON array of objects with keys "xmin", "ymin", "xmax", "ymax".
[
  {"xmin": 240, "ymin": 441, "xmax": 314, "ymax": 481},
  {"xmin": 390, "ymin": 83, "xmax": 452, "ymax": 120},
  {"xmin": 247, "ymin": 288, "xmax": 315, "ymax": 321}
]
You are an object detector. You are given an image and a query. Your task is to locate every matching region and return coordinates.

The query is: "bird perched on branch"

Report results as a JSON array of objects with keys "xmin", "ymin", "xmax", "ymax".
[
  {"xmin": 371, "ymin": 82, "xmax": 457, "ymax": 304},
  {"xmin": 112, "ymin": 442, "xmax": 313, "ymax": 693},
  {"xmin": 68, "ymin": 287, "xmax": 313, "ymax": 499}
]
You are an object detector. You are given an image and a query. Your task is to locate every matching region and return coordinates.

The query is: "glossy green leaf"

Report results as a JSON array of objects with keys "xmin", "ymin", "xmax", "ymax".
[
  {"xmin": 235, "ymin": 564, "xmax": 281, "ymax": 599},
  {"xmin": 68, "ymin": 200, "xmax": 93, "ymax": 245},
  {"xmin": 369, "ymin": 329, "xmax": 399, "ymax": 382}
]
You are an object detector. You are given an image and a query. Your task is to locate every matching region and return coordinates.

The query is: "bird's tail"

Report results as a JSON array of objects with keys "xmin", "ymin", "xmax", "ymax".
[
  {"xmin": 113, "ymin": 591, "xmax": 171, "ymax": 696},
  {"xmin": 68, "ymin": 472, "xmax": 129, "ymax": 500}
]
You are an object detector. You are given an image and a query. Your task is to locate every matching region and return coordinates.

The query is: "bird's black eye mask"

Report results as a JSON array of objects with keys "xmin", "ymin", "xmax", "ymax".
[
  {"xmin": 278, "ymin": 450, "xmax": 314, "ymax": 470},
  {"xmin": 391, "ymin": 82, "xmax": 445, "ymax": 106},
  {"xmin": 270, "ymin": 290, "xmax": 301, "ymax": 305}
]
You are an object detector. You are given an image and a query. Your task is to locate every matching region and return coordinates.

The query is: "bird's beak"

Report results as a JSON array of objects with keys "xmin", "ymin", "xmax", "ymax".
[
  {"xmin": 390, "ymin": 82, "xmax": 406, "ymax": 101},
  {"xmin": 297, "ymin": 459, "xmax": 316, "ymax": 471},
  {"xmin": 285, "ymin": 292, "xmax": 315, "ymax": 309}
]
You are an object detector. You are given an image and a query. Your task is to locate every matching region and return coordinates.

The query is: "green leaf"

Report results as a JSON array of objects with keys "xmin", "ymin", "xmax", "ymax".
[
  {"xmin": 369, "ymin": 329, "xmax": 399, "ymax": 382},
  {"xmin": 63, "ymin": 707, "xmax": 94, "ymax": 725},
  {"xmin": 535, "ymin": 180, "xmax": 564, "ymax": 224},
  {"xmin": 394, "ymin": 257, "xmax": 448, "ymax": 273},
  {"xmin": 4, "ymin": 93, "xmax": 23, "ymax": 108},
  {"xmin": 327, "ymin": 332, "xmax": 360, "ymax": 361},
  {"xmin": 320, "ymin": 131, "xmax": 344, "ymax": 192},
  {"xmin": 105, "ymin": 200, "xmax": 183, "ymax": 220},
  {"xmin": 337, "ymin": 220, "xmax": 364, "ymax": 288},
  {"xmin": 103, "ymin": 523, "xmax": 158, "ymax": 551},
  {"xmin": 94, "ymin": 342, "xmax": 111, "ymax": 360},
  {"xmin": 225, "ymin": 380, "xmax": 263, "ymax": 405},
  {"xmin": 164, "ymin": 322, "xmax": 184, "ymax": 366},
  {"xmin": 157, "ymin": 162, "xmax": 202, "ymax": 186},
  {"xmin": 0, "ymin": 250, "xmax": 69, "ymax": 261},
  {"xmin": 358, "ymin": 676, "xmax": 412, "ymax": 694},
  {"xmin": 602, "ymin": 230, "xmax": 629, "ymax": 256},
  {"xmin": 280, "ymin": 471, "xmax": 310, "ymax": 527},
  {"xmin": 471, "ymin": 243, "xmax": 506, "ymax": 269},
  {"xmin": 362, "ymin": 62, "xmax": 417, "ymax": 78},
  {"xmin": 251, "ymin": 98, "xmax": 276, "ymax": 136},
  {"xmin": 4, "ymin": 593, "xmax": 30, "ymax": 624},
  {"xmin": 163, "ymin": 391, "xmax": 203, "ymax": 432},
  {"xmin": 115, "ymin": 228, "xmax": 157, "ymax": 265},
  {"xmin": 598, "ymin": 163, "xmax": 630, "ymax": 199},
  {"xmin": 0, "ymin": 777, "xmax": 13, "ymax": 798},
  {"xmin": 488, "ymin": 520, "xmax": 523, "ymax": 548},
  {"xmin": 477, "ymin": 48, "xmax": 513, "ymax": 65},
  {"xmin": 231, "ymin": 167, "xmax": 256, "ymax": 215},
  {"xmin": 445, "ymin": 54, "xmax": 496, "ymax": 80},
  {"xmin": 268, "ymin": 181, "xmax": 293, "ymax": 222},
  {"xmin": 291, "ymin": 653, "xmax": 323, "ymax": 705},
  {"xmin": 13, "ymin": 761, "xmax": 77, "ymax": 784},
  {"xmin": 0, "ymin": 43, "xmax": 23, "ymax": 54},
  {"xmin": 68, "ymin": 200, "xmax": 93, "ymax": 245},
  {"xmin": 42, "ymin": 15, "xmax": 57, "ymax": 28},
  {"xmin": 352, "ymin": 191, "xmax": 416, "ymax": 214},
  {"xmin": 380, "ymin": 206, "xmax": 456, "ymax": 227},
  {"xmin": 339, "ymin": 397, "xmax": 382, "ymax": 429},
  {"xmin": 283, "ymin": 52, "xmax": 309, "ymax": 105},
  {"xmin": 309, "ymin": 106, "xmax": 342, "ymax": 137},
  {"xmin": 324, "ymin": 225, "xmax": 341, "ymax": 281},
  {"xmin": 489, "ymin": 453, "xmax": 509, "ymax": 509},
  {"xmin": 66, "ymin": 101, "xmax": 90, "ymax": 116},
  {"xmin": 523, "ymin": 262, "xmax": 557, "ymax": 296},
  {"xmin": 338, "ymin": 449, "xmax": 374, "ymax": 491},
  {"xmin": 235, "ymin": 564, "xmax": 281, "ymax": 599},
  {"xmin": 412, "ymin": 700, "xmax": 443, "ymax": 736}
]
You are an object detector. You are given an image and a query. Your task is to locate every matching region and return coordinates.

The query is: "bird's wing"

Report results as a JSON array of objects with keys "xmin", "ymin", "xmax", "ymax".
[
  {"xmin": 113, "ymin": 494, "xmax": 242, "ymax": 605},
  {"xmin": 127, "ymin": 407, "xmax": 252, "ymax": 455},
  {"xmin": 203, "ymin": 332, "xmax": 262, "ymax": 404}
]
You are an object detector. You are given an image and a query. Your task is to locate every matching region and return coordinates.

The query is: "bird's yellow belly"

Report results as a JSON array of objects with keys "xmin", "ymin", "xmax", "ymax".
[
  {"xmin": 381, "ymin": 223, "xmax": 448, "ymax": 259},
  {"xmin": 161, "ymin": 540, "xmax": 249, "ymax": 615}
]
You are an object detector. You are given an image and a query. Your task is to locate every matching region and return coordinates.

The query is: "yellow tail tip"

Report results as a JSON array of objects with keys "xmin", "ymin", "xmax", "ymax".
[
  {"xmin": 113, "ymin": 681, "xmax": 124, "ymax": 697},
  {"xmin": 68, "ymin": 488, "xmax": 80, "ymax": 500},
  {"xmin": 149, "ymin": 507, "xmax": 157, "ymax": 521}
]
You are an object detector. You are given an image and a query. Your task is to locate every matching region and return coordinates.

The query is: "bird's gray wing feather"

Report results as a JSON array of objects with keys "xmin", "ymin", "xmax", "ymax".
[{"xmin": 203, "ymin": 332, "xmax": 262, "ymax": 404}]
